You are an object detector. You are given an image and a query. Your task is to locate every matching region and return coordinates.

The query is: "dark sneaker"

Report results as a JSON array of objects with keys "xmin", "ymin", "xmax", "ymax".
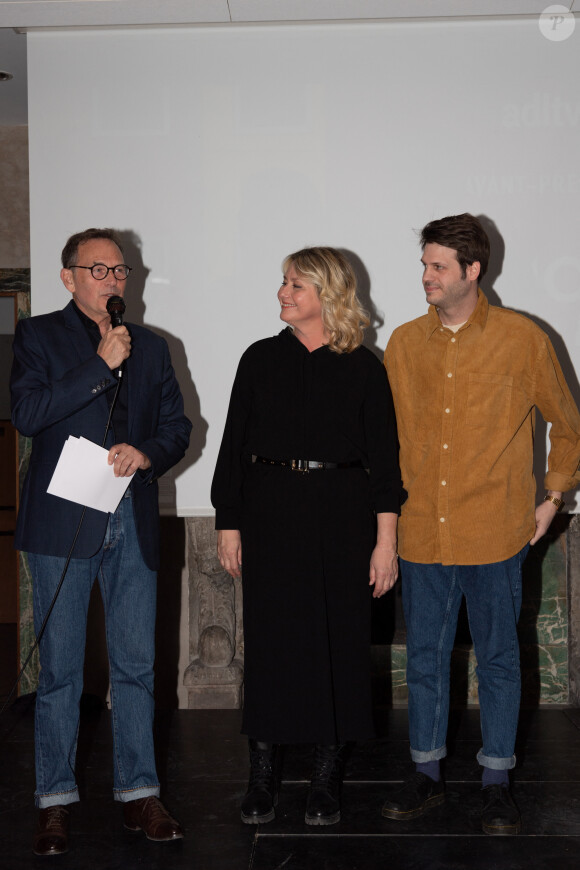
[
  {"xmin": 381, "ymin": 771, "xmax": 445, "ymax": 820},
  {"xmin": 481, "ymin": 784, "xmax": 521, "ymax": 835}
]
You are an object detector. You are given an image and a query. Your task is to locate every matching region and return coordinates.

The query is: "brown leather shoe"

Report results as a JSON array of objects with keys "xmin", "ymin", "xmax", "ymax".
[
  {"xmin": 123, "ymin": 796, "xmax": 184, "ymax": 841},
  {"xmin": 32, "ymin": 805, "xmax": 70, "ymax": 856}
]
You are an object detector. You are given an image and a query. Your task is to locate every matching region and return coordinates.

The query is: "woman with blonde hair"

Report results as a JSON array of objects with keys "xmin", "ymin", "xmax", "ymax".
[{"xmin": 212, "ymin": 246, "xmax": 404, "ymax": 826}]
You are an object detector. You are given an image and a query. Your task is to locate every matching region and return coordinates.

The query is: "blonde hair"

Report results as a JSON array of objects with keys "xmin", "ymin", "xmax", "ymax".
[{"xmin": 282, "ymin": 247, "xmax": 369, "ymax": 353}]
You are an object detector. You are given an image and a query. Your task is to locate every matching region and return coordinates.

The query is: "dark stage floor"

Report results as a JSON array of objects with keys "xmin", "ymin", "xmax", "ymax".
[{"xmin": 1, "ymin": 699, "xmax": 580, "ymax": 869}]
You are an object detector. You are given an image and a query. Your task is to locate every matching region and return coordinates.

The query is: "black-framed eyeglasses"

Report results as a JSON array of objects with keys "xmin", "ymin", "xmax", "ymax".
[{"xmin": 70, "ymin": 264, "xmax": 132, "ymax": 280}]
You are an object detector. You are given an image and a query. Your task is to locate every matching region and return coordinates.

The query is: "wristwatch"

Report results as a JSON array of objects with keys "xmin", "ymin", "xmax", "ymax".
[{"xmin": 543, "ymin": 494, "xmax": 564, "ymax": 511}]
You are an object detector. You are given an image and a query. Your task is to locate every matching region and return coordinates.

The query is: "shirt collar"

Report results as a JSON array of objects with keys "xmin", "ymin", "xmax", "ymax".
[
  {"xmin": 425, "ymin": 288, "xmax": 489, "ymax": 341},
  {"xmin": 71, "ymin": 299, "xmax": 101, "ymax": 336}
]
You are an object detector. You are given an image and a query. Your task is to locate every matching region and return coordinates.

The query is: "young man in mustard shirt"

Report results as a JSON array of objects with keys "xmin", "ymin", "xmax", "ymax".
[{"xmin": 383, "ymin": 213, "xmax": 580, "ymax": 834}]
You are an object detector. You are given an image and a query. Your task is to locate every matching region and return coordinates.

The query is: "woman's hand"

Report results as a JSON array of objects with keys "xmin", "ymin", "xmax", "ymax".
[
  {"xmin": 217, "ymin": 529, "xmax": 242, "ymax": 579},
  {"xmin": 369, "ymin": 512, "xmax": 399, "ymax": 598}
]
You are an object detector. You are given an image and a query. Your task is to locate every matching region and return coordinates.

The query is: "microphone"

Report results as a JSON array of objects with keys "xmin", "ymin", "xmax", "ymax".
[
  {"xmin": 106, "ymin": 295, "xmax": 126, "ymax": 328},
  {"xmin": 106, "ymin": 295, "xmax": 127, "ymax": 378}
]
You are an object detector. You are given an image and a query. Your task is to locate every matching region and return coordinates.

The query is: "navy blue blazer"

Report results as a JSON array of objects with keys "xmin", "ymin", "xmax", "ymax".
[{"xmin": 10, "ymin": 300, "xmax": 192, "ymax": 570}]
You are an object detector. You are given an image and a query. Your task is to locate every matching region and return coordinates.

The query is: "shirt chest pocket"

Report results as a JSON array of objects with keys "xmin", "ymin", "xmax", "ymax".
[{"xmin": 466, "ymin": 372, "xmax": 513, "ymax": 429}]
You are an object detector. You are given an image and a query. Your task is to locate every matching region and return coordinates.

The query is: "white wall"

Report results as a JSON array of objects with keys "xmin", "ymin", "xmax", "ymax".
[{"xmin": 27, "ymin": 19, "xmax": 580, "ymax": 514}]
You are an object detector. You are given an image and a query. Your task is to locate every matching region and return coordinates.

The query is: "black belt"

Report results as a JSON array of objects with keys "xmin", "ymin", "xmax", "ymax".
[{"xmin": 252, "ymin": 455, "xmax": 363, "ymax": 472}]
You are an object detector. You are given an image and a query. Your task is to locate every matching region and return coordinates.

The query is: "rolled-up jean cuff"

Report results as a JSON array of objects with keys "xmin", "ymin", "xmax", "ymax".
[
  {"xmin": 114, "ymin": 784, "xmax": 160, "ymax": 803},
  {"xmin": 36, "ymin": 787, "xmax": 79, "ymax": 809},
  {"xmin": 410, "ymin": 745, "xmax": 447, "ymax": 763},
  {"xmin": 477, "ymin": 749, "xmax": 516, "ymax": 770}
]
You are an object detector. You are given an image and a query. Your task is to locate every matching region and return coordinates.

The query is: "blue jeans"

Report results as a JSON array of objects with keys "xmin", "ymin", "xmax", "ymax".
[
  {"xmin": 400, "ymin": 546, "xmax": 529, "ymax": 771},
  {"xmin": 29, "ymin": 491, "xmax": 159, "ymax": 808}
]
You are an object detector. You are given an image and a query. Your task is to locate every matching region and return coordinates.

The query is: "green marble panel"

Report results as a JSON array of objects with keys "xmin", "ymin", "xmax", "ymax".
[
  {"xmin": 17, "ymin": 303, "xmax": 35, "ymax": 692},
  {"xmin": 390, "ymin": 644, "xmax": 408, "ymax": 705},
  {"xmin": 2, "ymin": 271, "xmax": 35, "ymax": 693},
  {"xmin": 519, "ymin": 597, "xmax": 568, "ymax": 646},
  {"xmin": 379, "ymin": 612, "xmax": 569, "ymax": 709},
  {"xmin": 519, "ymin": 523, "xmax": 569, "ymax": 656},
  {"xmin": 450, "ymin": 646, "xmax": 479, "ymax": 706},
  {"xmin": 534, "ymin": 609, "xmax": 568, "ymax": 646},
  {"xmin": 18, "ymin": 551, "xmax": 38, "ymax": 695},
  {"xmin": 521, "ymin": 643, "xmax": 568, "ymax": 705},
  {"xmin": 0, "ymin": 268, "xmax": 31, "ymax": 293}
]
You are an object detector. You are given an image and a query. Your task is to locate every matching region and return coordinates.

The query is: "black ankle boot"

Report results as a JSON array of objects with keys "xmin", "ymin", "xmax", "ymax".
[
  {"xmin": 240, "ymin": 740, "xmax": 278, "ymax": 824},
  {"xmin": 304, "ymin": 743, "xmax": 345, "ymax": 826}
]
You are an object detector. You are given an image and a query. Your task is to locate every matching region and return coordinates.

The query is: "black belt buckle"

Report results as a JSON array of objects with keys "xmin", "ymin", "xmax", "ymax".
[{"xmin": 291, "ymin": 458, "xmax": 309, "ymax": 473}]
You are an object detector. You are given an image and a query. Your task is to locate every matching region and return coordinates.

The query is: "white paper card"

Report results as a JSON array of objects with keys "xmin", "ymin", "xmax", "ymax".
[{"xmin": 47, "ymin": 436, "xmax": 134, "ymax": 513}]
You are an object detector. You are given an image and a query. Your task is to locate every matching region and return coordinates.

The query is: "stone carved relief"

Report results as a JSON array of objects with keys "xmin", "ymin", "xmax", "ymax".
[{"xmin": 183, "ymin": 517, "xmax": 243, "ymax": 708}]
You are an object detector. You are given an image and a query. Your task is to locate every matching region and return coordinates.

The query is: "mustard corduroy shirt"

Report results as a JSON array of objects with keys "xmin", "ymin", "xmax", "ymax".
[{"xmin": 385, "ymin": 290, "xmax": 580, "ymax": 566}]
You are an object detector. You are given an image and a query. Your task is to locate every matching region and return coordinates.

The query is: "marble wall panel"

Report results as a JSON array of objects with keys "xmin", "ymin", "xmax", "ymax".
[
  {"xmin": 568, "ymin": 515, "xmax": 580, "ymax": 705},
  {"xmin": 0, "ymin": 270, "xmax": 32, "ymax": 691},
  {"xmin": 0, "ymin": 127, "xmax": 30, "ymax": 268}
]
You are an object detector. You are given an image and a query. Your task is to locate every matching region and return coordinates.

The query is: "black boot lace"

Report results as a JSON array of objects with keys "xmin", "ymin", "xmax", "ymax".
[
  {"xmin": 248, "ymin": 746, "xmax": 275, "ymax": 792},
  {"xmin": 311, "ymin": 744, "xmax": 345, "ymax": 795}
]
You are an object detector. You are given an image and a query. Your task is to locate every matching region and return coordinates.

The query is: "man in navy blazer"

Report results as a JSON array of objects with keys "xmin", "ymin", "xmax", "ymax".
[{"xmin": 10, "ymin": 228, "xmax": 192, "ymax": 856}]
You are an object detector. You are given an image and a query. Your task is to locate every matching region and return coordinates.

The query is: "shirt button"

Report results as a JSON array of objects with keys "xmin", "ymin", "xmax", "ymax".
[
  {"xmin": 440, "ymin": 517, "xmax": 445, "ymax": 523},
  {"xmin": 443, "ymin": 443, "xmax": 448, "ymax": 449},
  {"xmin": 442, "ymin": 480, "xmax": 447, "ymax": 486},
  {"xmin": 445, "ymin": 408, "xmax": 450, "ymax": 414},
  {"xmin": 447, "ymin": 372, "xmax": 452, "ymax": 378}
]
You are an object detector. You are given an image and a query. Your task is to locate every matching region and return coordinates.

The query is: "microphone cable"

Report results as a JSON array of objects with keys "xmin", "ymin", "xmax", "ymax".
[{"xmin": 0, "ymin": 296, "xmax": 127, "ymax": 716}]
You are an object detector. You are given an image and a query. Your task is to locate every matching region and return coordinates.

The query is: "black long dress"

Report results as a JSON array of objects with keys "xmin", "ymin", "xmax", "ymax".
[{"xmin": 212, "ymin": 328, "xmax": 404, "ymax": 744}]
